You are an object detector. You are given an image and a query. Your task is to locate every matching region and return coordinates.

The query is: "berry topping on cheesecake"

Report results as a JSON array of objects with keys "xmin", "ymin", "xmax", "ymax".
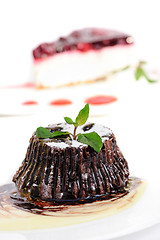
[
  {"xmin": 33, "ymin": 28, "xmax": 133, "ymax": 60},
  {"xmin": 32, "ymin": 28, "xmax": 134, "ymax": 88}
]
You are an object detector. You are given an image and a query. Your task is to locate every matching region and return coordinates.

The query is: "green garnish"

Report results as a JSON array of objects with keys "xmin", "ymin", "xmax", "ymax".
[
  {"xmin": 78, "ymin": 132, "xmax": 103, "ymax": 153},
  {"xmin": 64, "ymin": 103, "xmax": 89, "ymax": 128},
  {"xmin": 109, "ymin": 65, "xmax": 130, "ymax": 75},
  {"xmin": 107, "ymin": 61, "xmax": 158, "ymax": 83},
  {"xmin": 64, "ymin": 103, "xmax": 90, "ymax": 139},
  {"xmin": 36, "ymin": 127, "xmax": 69, "ymax": 139},
  {"xmin": 135, "ymin": 61, "xmax": 157, "ymax": 83},
  {"xmin": 75, "ymin": 103, "xmax": 89, "ymax": 126},
  {"xmin": 36, "ymin": 104, "xmax": 103, "ymax": 153},
  {"xmin": 64, "ymin": 103, "xmax": 102, "ymax": 153},
  {"xmin": 64, "ymin": 117, "xmax": 76, "ymax": 125}
]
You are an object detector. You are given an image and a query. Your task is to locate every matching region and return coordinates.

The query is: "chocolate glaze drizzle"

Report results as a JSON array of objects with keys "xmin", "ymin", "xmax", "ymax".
[{"xmin": 0, "ymin": 177, "xmax": 141, "ymax": 217}]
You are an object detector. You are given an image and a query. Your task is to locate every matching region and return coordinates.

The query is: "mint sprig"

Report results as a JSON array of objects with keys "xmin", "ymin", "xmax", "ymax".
[
  {"xmin": 64, "ymin": 104, "xmax": 102, "ymax": 153},
  {"xmin": 64, "ymin": 104, "xmax": 89, "ymax": 128},
  {"xmin": 36, "ymin": 104, "xmax": 103, "ymax": 153},
  {"xmin": 135, "ymin": 61, "xmax": 157, "ymax": 83},
  {"xmin": 36, "ymin": 127, "xmax": 69, "ymax": 139},
  {"xmin": 107, "ymin": 61, "xmax": 158, "ymax": 83},
  {"xmin": 64, "ymin": 104, "xmax": 89, "ymax": 139},
  {"xmin": 64, "ymin": 104, "xmax": 90, "ymax": 140}
]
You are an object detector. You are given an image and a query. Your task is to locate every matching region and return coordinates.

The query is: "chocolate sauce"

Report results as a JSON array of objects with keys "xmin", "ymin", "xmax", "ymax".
[
  {"xmin": 0, "ymin": 177, "xmax": 141, "ymax": 217},
  {"xmin": 83, "ymin": 123, "xmax": 95, "ymax": 131}
]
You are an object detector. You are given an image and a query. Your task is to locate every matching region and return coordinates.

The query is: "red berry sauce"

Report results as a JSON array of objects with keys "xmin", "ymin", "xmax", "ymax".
[
  {"xmin": 2, "ymin": 82, "xmax": 35, "ymax": 89},
  {"xmin": 49, "ymin": 99, "xmax": 72, "ymax": 106},
  {"xmin": 33, "ymin": 28, "xmax": 133, "ymax": 60},
  {"xmin": 85, "ymin": 95, "xmax": 117, "ymax": 105},
  {"xmin": 22, "ymin": 101, "xmax": 38, "ymax": 105}
]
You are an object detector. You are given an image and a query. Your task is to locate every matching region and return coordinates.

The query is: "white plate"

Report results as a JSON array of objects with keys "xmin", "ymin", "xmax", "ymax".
[
  {"xmin": 0, "ymin": 177, "xmax": 159, "ymax": 240},
  {"xmin": 0, "ymin": 72, "xmax": 139, "ymax": 117},
  {"xmin": 23, "ymin": 179, "xmax": 160, "ymax": 240},
  {"xmin": 0, "ymin": 76, "xmax": 160, "ymax": 239}
]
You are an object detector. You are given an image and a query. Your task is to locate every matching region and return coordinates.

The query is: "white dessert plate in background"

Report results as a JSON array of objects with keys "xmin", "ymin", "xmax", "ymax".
[
  {"xmin": 0, "ymin": 72, "xmax": 140, "ymax": 117},
  {"xmin": 0, "ymin": 70, "xmax": 159, "ymax": 118}
]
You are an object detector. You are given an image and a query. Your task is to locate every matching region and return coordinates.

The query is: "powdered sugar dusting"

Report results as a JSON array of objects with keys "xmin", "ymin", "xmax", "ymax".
[{"xmin": 44, "ymin": 122, "xmax": 112, "ymax": 149}]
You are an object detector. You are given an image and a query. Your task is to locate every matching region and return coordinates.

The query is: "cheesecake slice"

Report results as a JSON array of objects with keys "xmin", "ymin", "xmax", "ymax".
[{"xmin": 33, "ymin": 28, "xmax": 134, "ymax": 88}]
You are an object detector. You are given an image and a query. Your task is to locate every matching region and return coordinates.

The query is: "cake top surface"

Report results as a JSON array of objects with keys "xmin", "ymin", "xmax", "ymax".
[
  {"xmin": 33, "ymin": 28, "xmax": 134, "ymax": 59},
  {"xmin": 34, "ymin": 122, "xmax": 112, "ymax": 150}
]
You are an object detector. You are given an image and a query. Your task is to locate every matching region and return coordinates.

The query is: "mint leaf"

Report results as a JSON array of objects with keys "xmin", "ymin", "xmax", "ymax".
[
  {"xmin": 36, "ymin": 127, "xmax": 69, "ymax": 139},
  {"xmin": 64, "ymin": 117, "xmax": 75, "ymax": 124},
  {"xmin": 36, "ymin": 127, "xmax": 54, "ymax": 138},
  {"xmin": 135, "ymin": 61, "xmax": 157, "ymax": 83},
  {"xmin": 135, "ymin": 67, "xmax": 144, "ymax": 80},
  {"xmin": 135, "ymin": 67, "xmax": 157, "ymax": 83},
  {"xmin": 142, "ymin": 71, "xmax": 157, "ymax": 83},
  {"xmin": 51, "ymin": 131, "xmax": 70, "ymax": 137},
  {"xmin": 75, "ymin": 103, "xmax": 89, "ymax": 126},
  {"xmin": 78, "ymin": 132, "xmax": 103, "ymax": 153}
]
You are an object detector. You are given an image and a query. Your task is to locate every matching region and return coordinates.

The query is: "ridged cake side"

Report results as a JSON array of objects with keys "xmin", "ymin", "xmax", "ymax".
[{"xmin": 13, "ymin": 131, "xmax": 129, "ymax": 203}]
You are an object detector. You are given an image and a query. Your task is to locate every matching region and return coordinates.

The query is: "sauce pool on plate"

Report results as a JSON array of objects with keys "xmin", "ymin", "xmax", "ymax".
[
  {"xmin": 0, "ymin": 177, "xmax": 146, "ymax": 231},
  {"xmin": 22, "ymin": 100, "xmax": 38, "ymax": 105},
  {"xmin": 49, "ymin": 99, "xmax": 72, "ymax": 106},
  {"xmin": 85, "ymin": 95, "xmax": 117, "ymax": 105}
]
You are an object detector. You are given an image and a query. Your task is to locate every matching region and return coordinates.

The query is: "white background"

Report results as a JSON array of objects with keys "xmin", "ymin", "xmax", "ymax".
[
  {"xmin": 0, "ymin": 0, "xmax": 160, "ymax": 86},
  {"xmin": 0, "ymin": 0, "xmax": 160, "ymax": 239}
]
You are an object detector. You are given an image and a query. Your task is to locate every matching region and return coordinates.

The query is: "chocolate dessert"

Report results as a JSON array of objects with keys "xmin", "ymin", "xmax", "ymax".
[
  {"xmin": 0, "ymin": 105, "xmax": 147, "ymax": 231},
  {"xmin": 13, "ymin": 122, "xmax": 129, "ymax": 204}
]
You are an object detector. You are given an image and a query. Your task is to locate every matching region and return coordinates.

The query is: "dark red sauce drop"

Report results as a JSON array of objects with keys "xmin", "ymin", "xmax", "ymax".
[
  {"xmin": 85, "ymin": 95, "xmax": 117, "ymax": 105},
  {"xmin": 49, "ymin": 99, "xmax": 72, "ymax": 106},
  {"xmin": 22, "ymin": 101, "xmax": 38, "ymax": 105}
]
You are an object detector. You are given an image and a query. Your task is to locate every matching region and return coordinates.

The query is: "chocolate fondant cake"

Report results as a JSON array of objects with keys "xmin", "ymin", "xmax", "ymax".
[{"xmin": 13, "ymin": 123, "xmax": 129, "ymax": 203}]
